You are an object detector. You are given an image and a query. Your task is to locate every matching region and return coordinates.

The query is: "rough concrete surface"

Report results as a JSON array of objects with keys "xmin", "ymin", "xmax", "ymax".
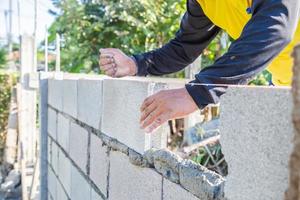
[
  {"xmin": 48, "ymin": 79, "xmax": 63, "ymax": 110},
  {"xmin": 63, "ymin": 80, "xmax": 78, "ymax": 118},
  {"xmin": 152, "ymin": 149, "xmax": 182, "ymax": 183},
  {"xmin": 89, "ymin": 134, "xmax": 109, "ymax": 197},
  {"xmin": 220, "ymin": 87, "xmax": 294, "ymax": 200},
  {"xmin": 77, "ymin": 79, "xmax": 103, "ymax": 129},
  {"xmin": 163, "ymin": 178, "xmax": 200, "ymax": 200},
  {"xmin": 179, "ymin": 160, "xmax": 224, "ymax": 200},
  {"xmin": 58, "ymin": 152, "xmax": 72, "ymax": 196},
  {"xmin": 57, "ymin": 113, "xmax": 70, "ymax": 153},
  {"xmin": 101, "ymin": 79, "xmax": 167, "ymax": 154},
  {"xmin": 69, "ymin": 122, "xmax": 89, "ymax": 172},
  {"xmin": 109, "ymin": 151, "xmax": 162, "ymax": 200},
  {"xmin": 48, "ymin": 108, "xmax": 57, "ymax": 140},
  {"xmin": 70, "ymin": 165, "xmax": 91, "ymax": 200}
]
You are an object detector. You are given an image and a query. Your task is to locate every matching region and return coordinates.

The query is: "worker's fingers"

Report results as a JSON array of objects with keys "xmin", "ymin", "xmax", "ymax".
[
  {"xmin": 104, "ymin": 67, "xmax": 117, "ymax": 77},
  {"xmin": 144, "ymin": 112, "xmax": 169, "ymax": 133},
  {"xmin": 140, "ymin": 108, "xmax": 163, "ymax": 129},
  {"xmin": 140, "ymin": 96, "xmax": 155, "ymax": 112},
  {"xmin": 100, "ymin": 63, "xmax": 116, "ymax": 72},
  {"xmin": 99, "ymin": 57, "xmax": 114, "ymax": 66},
  {"xmin": 99, "ymin": 48, "xmax": 119, "ymax": 55},
  {"xmin": 140, "ymin": 102, "xmax": 159, "ymax": 123}
]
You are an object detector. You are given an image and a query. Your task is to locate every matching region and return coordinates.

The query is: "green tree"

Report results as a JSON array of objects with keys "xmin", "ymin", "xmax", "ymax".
[
  {"xmin": 48, "ymin": 0, "xmax": 185, "ymax": 73},
  {"xmin": 0, "ymin": 48, "xmax": 7, "ymax": 69}
]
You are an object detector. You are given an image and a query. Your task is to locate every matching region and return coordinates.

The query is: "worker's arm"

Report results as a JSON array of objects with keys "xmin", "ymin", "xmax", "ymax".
[
  {"xmin": 133, "ymin": 0, "xmax": 220, "ymax": 76},
  {"xmin": 186, "ymin": 0, "xmax": 300, "ymax": 109}
]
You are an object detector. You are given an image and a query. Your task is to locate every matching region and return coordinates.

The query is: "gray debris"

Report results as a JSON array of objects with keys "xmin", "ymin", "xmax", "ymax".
[{"xmin": 128, "ymin": 149, "xmax": 149, "ymax": 167}]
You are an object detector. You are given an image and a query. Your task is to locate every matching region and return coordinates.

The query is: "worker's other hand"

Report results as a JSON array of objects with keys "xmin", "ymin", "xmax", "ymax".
[
  {"xmin": 140, "ymin": 88, "xmax": 198, "ymax": 133},
  {"xmin": 99, "ymin": 48, "xmax": 137, "ymax": 77}
]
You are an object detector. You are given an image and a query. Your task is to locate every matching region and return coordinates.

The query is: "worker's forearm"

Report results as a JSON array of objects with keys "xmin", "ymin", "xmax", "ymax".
[{"xmin": 133, "ymin": 0, "xmax": 220, "ymax": 76}]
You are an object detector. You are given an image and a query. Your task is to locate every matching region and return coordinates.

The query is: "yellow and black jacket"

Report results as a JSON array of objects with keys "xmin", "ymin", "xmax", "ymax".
[{"xmin": 133, "ymin": 0, "xmax": 300, "ymax": 108}]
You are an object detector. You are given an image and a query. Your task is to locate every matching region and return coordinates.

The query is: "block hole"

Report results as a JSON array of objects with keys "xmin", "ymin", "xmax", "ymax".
[{"xmin": 167, "ymin": 104, "xmax": 228, "ymax": 177}]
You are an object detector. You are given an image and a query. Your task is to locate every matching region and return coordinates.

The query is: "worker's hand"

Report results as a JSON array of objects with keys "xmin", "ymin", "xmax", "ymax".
[
  {"xmin": 140, "ymin": 88, "xmax": 198, "ymax": 133},
  {"xmin": 99, "ymin": 48, "xmax": 137, "ymax": 77}
]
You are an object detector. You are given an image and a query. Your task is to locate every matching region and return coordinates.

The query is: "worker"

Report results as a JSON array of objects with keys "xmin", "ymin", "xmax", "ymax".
[{"xmin": 99, "ymin": 0, "xmax": 300, "ymax": 133}]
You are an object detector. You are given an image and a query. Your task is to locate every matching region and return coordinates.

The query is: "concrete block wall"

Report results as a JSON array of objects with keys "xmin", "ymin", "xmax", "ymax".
[
  {"xmin": 45, "ymin": 74, "xmax": 294, "ymax": 200},
  {"xmin": 46, "ymin": 75, "xmax": 224, "ymax": 200}
]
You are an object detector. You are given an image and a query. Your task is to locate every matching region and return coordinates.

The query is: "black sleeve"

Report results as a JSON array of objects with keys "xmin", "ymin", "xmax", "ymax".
[
  {"xmin": 185, "ymin": 0, "xmax": 300, "ymax": 109},
  {"xmin": 133, "ymin": 0, "xmax": 220, "ymax": 76}
]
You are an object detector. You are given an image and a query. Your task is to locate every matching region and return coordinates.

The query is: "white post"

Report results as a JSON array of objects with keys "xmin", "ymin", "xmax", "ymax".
[
  {"xmin": 184, "ymin": 56, "xmax": 202, "ymax": 132},
  {"xmin": 55, "ymin": 33, "xmax": 61, "ymax": 72},
  {"xmin": 45, "ymin": 27, "xmax": 48, "ymax": 72},
  {"xmin": 19, "ymin": 35, "xmax": 37, "ymax": 200}
]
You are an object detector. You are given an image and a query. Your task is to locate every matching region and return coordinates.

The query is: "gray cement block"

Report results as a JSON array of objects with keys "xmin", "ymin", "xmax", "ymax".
[
  {"xmin": 109, "ymin": 151, "xmax": 162, "ymax": 200},
  {"xmin": 48, "ymin": 108, "xmax": 57, "ymax": 140},
  {"xmin": 219, "ymin": 87, "xmax": 294, "ymax": 200},
  {"xmin": 51, "ymin": 142, "xmax": 59, "ymax": 175},
  {"xmin": 179, "ymin": 160, "xmax": 224, "ymax": 200},
  {"xmin": 70, "ymin": 165, "xmax": 91, "ymax": 200},
  {"xmin": 48, "ymin": 79, "xmax": 63, "ymax": 110},
  {"xmin": 78, "ymin": 79, "xmax": 103, "ymax": 129},
  {"xmin": 69, "ymin": 122, "xmax": 89, "ymax": 173},
  {"xmin": 91, "ymin": 189, "xmax": 104, "ymax": 200},
  {"xmin": 163, "ymin": 178, "xmax": 199, "ymax": 200},
  {"xmin": 48, "ymin": 166, "xmax": 57, "ymax": 200},
  {"xmin": 101, "ymin": 79, "xmax": 168, "ymax": 154},
  {"xmin": 63, "ymin": 80, "xmax": 77, "ymax": 118},
  {"xmin": 57, "ymin": 181, "xmax": 69, "ymax": 200},
  {"xmin": 58, "ymin": 151, "xmax": 72, "ymax": 196},
  {"xmin": 48, "ymin": 138, "xmax": 52, "ymax": 164},
  {"xmin": 89, "ymin": 134, "xmax": 109, "ymax": 197},
  {"xmin": 57, "ymin": 113, "xmax": 70, "ymax": 153}
]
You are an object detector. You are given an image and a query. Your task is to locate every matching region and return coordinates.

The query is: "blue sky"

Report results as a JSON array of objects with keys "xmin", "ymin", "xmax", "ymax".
[{"xmin": 0, "ymin": 0, "xmax": 56, "ymax": 43}]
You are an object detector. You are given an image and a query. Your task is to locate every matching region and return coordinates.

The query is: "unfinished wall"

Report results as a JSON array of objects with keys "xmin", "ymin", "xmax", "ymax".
[
  {"xmin": 45, "ymin": 75, "xmax": 224, "ymax": 200},
  {"xmin": 220, "ymin": 86, "xmax": 294, "ymax": 200}
]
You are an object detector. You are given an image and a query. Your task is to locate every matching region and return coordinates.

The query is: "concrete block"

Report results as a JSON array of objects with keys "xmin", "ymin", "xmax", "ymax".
[
  {"xmin": 78, "ymin": 79, "xmax": 103, "ymax": 129},
  {"xmin": 179, "ymin": 160, "xmax": 224, "ymax": 199},
  {"xmin": 48, "ymin": 166, "xmax": 57, "ymax": 200},
  {"xmin": 57, "ymin": 114, "xmax": 70, "ymax": 152},
  {"xmin": 48, "ymin": 138, "xmax": 52, "ymax": 164},
  {"xmin": 91, "ymin": 189, "xmax": 104, "ymax": 200},
  {"xmin": 163, "ymin": 178, "xmax": 199, "ymax": 200},
  {"xmin": 57, "ymin": 181, "xmax": 69, "ymax": 200},
  {"xmin": 58, "ymin": 151, "xmax": 72, "ymax": 196},
  {"xmin": 89, "ymin": 134, "xmax": 109, "ymax": 197},
  {"xmin": 69, "ymin": 122, "xmax": 89, "ymax": 172},
  {"xmin": 109, "ymin": 151, "xmax": 162, "ymax": 200},
  {"xmin": 48, "ymin": 79, "xmax": 63, "ymax": 110},
  {"xmin": 51, "ymin": 142, "xmax": 59, "ymax": 175},
  {"xmin": 63, "ymin": 80, "xmax": 77, "ymax": 118},
  {"xmin": 70, "ymin": 166, "xmax": 91, "ymax": 200},
  {"xmin": 48, "ymin": 108, "xmax": 57, "ymax": 140},
  {"xmin": 102, "ymin": 79, "xmax": 168, "ymax": 154},
  {"xmin": 220, "ymin": 87, "xmax": 294, "ymax": 200}
]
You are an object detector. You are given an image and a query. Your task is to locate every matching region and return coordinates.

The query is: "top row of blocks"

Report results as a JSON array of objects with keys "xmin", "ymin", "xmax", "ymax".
[{"xmin": 48, "ymin": 75, "xmax": 186, "ymax": 154}]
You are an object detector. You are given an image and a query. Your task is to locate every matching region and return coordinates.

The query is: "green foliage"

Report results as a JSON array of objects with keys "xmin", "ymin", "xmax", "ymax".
[
  {"xmin": 249, "ymin": 70, "xmax": 272, "ymax": 86},
  {"xmin": 48, "ymin": 0, "xmax": 185, "ymax": 73},
  {"xmin": 0, "ymin": 48, "xmax": 7, "ymax": 69},
  {"xmin": 0, "ymin": 72, "xmax": 17, "ymax": 160}
]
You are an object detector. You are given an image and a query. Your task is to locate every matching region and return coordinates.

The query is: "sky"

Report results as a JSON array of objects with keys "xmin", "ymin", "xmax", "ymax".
[{"xmin": 0, "ymin": 0, "xmax": 56, "ymax": 44}]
